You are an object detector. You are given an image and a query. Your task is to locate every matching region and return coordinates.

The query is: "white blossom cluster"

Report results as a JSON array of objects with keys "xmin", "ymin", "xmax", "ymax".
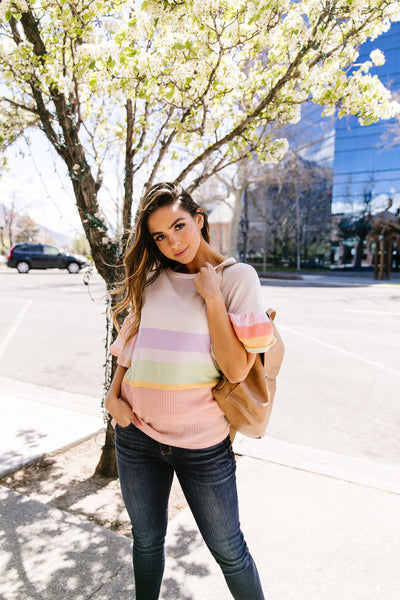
[
  {"xmin": 370, "ymin": 49, "xmax": 386, "ymax": 67},
  {"xmin": 1, "ymin": 0, "xmax": 400, "ymax": 179}
]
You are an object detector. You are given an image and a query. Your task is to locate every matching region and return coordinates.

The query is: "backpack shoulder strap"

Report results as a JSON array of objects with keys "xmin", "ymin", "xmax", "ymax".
[{"xmin": 214, "ymin": 256, "xmax": 237, "ymax": 271}]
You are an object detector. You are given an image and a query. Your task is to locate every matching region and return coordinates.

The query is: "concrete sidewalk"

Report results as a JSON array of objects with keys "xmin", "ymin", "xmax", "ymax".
[
  {"xmin": 1, "ymin": 446, "xmax": 400, "ymax": 600},
  {"xmin": 0, "ymin": 376, "xmax": 104, "ymax": 477},
  {"xmin": 1, "ymin": 379, "xmax": 400, "ymax": 599},
  {"xmin": 260, "ymin": 270, "xmax": 400, "ymax": 286}
]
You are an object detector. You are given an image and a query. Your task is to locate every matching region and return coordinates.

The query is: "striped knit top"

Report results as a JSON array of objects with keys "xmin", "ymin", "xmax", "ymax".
[{"xmin": 110, "ymin": 258, "xmax": 275, "ymax": 448}]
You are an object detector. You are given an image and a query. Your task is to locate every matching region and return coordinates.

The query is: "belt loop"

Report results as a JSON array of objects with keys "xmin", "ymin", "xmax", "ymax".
[{"xmin": 160, "ymin": 444, "xmax": 172, "ymax": 456}]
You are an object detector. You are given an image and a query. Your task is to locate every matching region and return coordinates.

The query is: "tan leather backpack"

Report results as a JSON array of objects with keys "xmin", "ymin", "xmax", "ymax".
[{"xmin": 213, "ymin": 307, "xmax": 285, "ymax": 441}]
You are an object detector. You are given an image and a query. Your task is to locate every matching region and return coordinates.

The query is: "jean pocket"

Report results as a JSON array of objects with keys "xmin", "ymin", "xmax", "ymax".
[{"xmin": 116, "ymin": 422, "xmax": 134, "ymax": 431}]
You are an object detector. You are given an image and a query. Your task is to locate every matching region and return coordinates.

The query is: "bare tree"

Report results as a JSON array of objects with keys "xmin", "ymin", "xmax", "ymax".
[
  {"xmin": 1, "ymin": 195, "xmax": 25, "ymax": 248},
  {"xmin": 14, "ymin": 213, "xmax": 40, "ymax": 243}
]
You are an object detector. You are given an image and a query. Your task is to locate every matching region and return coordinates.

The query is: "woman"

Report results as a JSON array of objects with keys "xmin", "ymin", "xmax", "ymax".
[{"xmin": 105, "ymin": 182, "xmax": 274, "ymax": 600}]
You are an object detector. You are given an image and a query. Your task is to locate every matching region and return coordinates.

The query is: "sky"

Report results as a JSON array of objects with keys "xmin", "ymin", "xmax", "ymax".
[
  {"xmin": 0, "ymin": 126, "xmax": 135, "ymax": 245},
  {"xmin": 1, "ymin": 131, "xmax": 83, "ymax": 239}
]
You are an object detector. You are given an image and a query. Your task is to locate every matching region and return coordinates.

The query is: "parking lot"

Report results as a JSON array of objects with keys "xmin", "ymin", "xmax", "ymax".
[
  {"xmin": 0, "ymin": 267, "xmax": 106, "ymax": 401},
  {"xmin": 1, "ymin": 266, "xmax": 399, "ymax": 467},
  {"xmin": 260, "ymin": 275, "xmax": 400, "ymax": 466}
]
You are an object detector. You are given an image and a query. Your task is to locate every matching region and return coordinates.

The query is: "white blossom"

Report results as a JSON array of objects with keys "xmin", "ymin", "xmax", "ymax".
[
  {"xmin": 370, "ymin": 49, "xmax": 386, "ymax": 66},
  {"xmin": 1, "ymin": 0, "xmax": 400, "ymax": 186}
]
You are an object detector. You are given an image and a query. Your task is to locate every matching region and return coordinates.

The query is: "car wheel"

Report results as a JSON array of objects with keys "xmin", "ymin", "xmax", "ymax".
[
  {"xmin": 67, "ymin": 262, "xmax": 80, "ymax": 274},
  {"xmin": 17, "ymin": 261, "xmax": 30, "ymax": 273}
]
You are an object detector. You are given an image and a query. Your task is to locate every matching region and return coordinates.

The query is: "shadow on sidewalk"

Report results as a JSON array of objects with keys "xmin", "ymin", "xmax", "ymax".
[
  {"xmin": 0, "ymin": 487, "xmax": 213, "ymax": 600},
  {"xmin": 0, "ymin": 429, "xmax": 47, "ymax": 477},
  {"xmin": 0, "ymin": 486, "xmax": 132, "ymax": 600},
  {"xmin": 163, "ymin": 524, "xmax": 211, "ymax": 600}
]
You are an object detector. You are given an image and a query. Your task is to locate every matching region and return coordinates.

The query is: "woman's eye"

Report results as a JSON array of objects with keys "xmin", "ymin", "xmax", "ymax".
[
  {"xmin": 175, "ymin": 223, "xmax": 184, "ymax": 231},
  {"xmin": 155, "ymin": 234, "xmax": 165, "ymax": 242}
]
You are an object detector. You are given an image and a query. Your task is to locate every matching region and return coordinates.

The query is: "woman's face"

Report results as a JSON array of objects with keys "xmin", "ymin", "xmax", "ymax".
[{"xmin": 147, "ymin": 203, "xmax": 203, "ymax": 265}]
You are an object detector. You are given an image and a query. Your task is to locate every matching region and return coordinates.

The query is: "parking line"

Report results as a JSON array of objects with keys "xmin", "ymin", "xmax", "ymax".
[
  {"xmin": 345, "ymin": 309, "xmax": 400, "ymax": 316},
  {"xmin": 280, "ymin": 324, "xmax": 400, "ymax": 378},
  {"xmin": 0, "ymin": 300, "xmax": 33, "ymax": 359}
]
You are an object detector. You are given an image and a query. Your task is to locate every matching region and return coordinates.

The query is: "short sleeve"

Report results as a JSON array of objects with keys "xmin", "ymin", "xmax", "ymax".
[
  {"xmin": 222, "ymin": 264, "xmax": 275, "ymax": 354},
  {"xmin": 109, "ymin": 315, "xmax": 137, "ymax": 367},
  {"xmin": 229, "ymin": 312, "xmax": 275, "ymax": 353}
]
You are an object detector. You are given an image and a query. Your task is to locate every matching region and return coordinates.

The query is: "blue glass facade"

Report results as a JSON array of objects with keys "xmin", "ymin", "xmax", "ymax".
[{"xmin": 332, "ymin": 23, "xmax": 400, "ymax": 214}]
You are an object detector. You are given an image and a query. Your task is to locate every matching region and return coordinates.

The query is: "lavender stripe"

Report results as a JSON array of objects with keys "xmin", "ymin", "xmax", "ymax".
[{"xmin": 138, "ymin": 328, "xmax": 211, "ymax": 353}]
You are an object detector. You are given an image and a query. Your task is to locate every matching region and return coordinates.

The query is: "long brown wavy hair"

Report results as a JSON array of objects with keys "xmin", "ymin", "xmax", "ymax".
[{"xmin": 111, "ymin": 182, "xmax": 210, "ymax": 341}]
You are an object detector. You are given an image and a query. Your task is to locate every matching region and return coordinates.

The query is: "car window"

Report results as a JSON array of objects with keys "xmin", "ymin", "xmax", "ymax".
[{"xmin": 43, "ymin": 245, "xmax": 60, "ymax": 255}]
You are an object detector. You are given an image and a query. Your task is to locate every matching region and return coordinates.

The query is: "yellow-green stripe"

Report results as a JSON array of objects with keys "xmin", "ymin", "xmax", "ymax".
[{"xmin": 125, "ymin": 360, "xmax": 219, "ymax": 386}]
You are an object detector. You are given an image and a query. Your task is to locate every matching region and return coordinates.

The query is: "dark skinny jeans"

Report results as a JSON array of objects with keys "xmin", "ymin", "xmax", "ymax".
[{"xmin": 115, "ymin": 423, "xmax": 265, "ymax": 600}]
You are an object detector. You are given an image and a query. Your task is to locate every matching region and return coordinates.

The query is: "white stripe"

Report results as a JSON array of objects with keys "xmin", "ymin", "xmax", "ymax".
[
  {"xmin": 138, "ymin": 347, "xmax": 215, "ymax": 365},
  {"xmin": 280, "ymin": 324, "xmax": 400, "ymax": 378},
  {"xmin": 0, "ymin": 300, "xmax": 32, "ymax": 359}
]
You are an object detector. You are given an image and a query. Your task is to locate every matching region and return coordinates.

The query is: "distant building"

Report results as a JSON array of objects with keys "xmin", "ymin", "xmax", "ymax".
[
  {"xmin": 331, "ymin": 22, "xmax": 400, "ymax": 267},
  {"xmin": 208, "ymin": 24, "xmax": 400, "ymax": 269},
  {"xmin": 208, "ymin": 199, "xmax": 233, "ymax": 255},
  {"xmin": 330, "ymin": 213, "xmax": 375, "ymax": 267},
  {"xmin": 241, "ymin": 155, "xmax": 332, "ymax": 267}
]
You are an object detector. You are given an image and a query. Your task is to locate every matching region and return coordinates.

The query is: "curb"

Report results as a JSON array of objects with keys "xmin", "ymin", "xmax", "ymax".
[{"xmin": 233, "ymin": 436, "xmax": 400, "ymax": 495}]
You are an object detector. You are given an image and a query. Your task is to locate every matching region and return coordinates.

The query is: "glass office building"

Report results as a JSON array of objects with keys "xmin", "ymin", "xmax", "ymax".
[{"xmin": 332, "ymin": 22, "xmax": 400, "ymax": 216}]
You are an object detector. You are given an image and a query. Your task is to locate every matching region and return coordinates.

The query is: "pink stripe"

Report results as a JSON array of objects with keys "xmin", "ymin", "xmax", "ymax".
[
  {"xmin": 232, "ymin": 321, "xmax": 273, "ymax": 339},
  {"xmin": 120, "ymin": 384, "xmax": 229, "ymax": 449}
]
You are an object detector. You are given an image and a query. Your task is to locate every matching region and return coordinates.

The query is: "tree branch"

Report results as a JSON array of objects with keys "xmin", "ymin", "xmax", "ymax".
[
  {"xmin": 176, "ymin": 0, "xmax": 390, "ymax": 186},
  {"xmin": 143, "ymin": 106, "xmax": 192, "ymax": 195},
  {"xmin": 1, "ymin": 96, "xmax": 38, "ymax": 116},
  {"xmin": 123, "ymin": 98, "xmax": 134, "ymax": 233},
  {"xmin": 131, "ymin": 106, "xmax": 175, "ymax": 176},
  {"xmin": 175, "ymin": 44, "xmax": 314, "ymax": 185},
  {"xmin": 9, "ymin": 16, "xmax": 22, "ymax": 45}
]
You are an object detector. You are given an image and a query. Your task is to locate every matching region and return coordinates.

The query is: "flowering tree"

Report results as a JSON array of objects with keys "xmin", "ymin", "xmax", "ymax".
[
  {"xmin": 195, "ymin": 106, "xmax": 336, "ymax": 259},
  {"xmin": 1, "ymin": 0, "xmax": 399, "ymax": 474}
]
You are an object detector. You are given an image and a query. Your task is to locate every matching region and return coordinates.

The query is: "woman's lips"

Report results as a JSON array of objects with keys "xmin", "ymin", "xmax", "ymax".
[{"xmin": 174, "ymin": 247, "xmax": 188, "ymax": 258}]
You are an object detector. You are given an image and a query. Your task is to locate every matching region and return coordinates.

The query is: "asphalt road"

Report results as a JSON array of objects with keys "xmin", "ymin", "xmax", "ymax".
[
  {"xmin": 260, "ymin": 276, "xmax": 400, "ymax": 468},
  {"xmin": 0, "ymin": 267, "xmax": 107, "ymax": 400},
  {"xmin": 1, "ymin": 266, "xmax": 399, "ymax": 468}
]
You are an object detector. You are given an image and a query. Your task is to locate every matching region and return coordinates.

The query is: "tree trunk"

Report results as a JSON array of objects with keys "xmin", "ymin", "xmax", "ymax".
[
  {"xmin": 241, "ymin": 187, "xmax": 249, "ymax": 263},
  {"xmin": 92, "ymin": 276, "xmax": 126, "ymax": 477},
  {"xmin": 92, "ymin": 103, "xmax": 135, "ymax": 477},
  {"xmin": 228, "ymin": 188, "xmax": 243, "ymax": 257},
  {"xmin": 94, "ymin": 417, "xmax": 118, "ymax": 478},
  {"xmin": 295, "ymin": 193, "xmax": 301, "ymax": 271}
]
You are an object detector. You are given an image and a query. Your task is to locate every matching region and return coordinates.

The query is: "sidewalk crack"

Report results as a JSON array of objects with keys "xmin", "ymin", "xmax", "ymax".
[{"xmin": 83, "ymin": 565, "xmax": 129, "ymax": 599}]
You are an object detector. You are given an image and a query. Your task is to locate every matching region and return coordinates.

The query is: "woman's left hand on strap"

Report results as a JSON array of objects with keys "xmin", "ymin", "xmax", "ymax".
[{"xmin": 193, "ymin": 262, "xmax": 222, "ymax": 303}]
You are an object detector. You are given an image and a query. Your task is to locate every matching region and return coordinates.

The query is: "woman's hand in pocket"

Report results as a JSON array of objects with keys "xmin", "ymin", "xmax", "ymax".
[{"xmin": 105, "ymin": 394, "xmax": 139, "ymax": 428}]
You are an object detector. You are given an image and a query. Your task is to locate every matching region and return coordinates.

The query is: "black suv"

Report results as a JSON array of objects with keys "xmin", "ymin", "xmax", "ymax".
[{"xmin": 7, "ymin": 243, "xmax": 88, "ymax": 274}]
